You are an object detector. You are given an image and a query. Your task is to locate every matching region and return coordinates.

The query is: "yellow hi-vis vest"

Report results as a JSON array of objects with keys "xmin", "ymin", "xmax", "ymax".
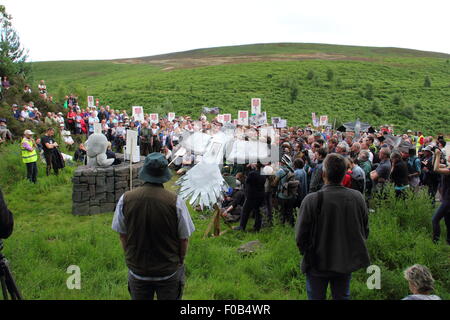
[{"xmin": 21, "ymin": 138, "xmax": 38, "ymax": 164}]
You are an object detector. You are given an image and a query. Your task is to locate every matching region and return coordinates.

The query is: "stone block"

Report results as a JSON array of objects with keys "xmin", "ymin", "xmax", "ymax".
[
  {"xmin": 88, "ymin": 176, "xmax": 96, "ymax": 184},
  {"xmin": 72, "ymin": 191, "xmax": 82, "ymax": 202},
  {"xmin": 89, "ymin": 206, "xmax": 101, "ymax": 215},
  {"xmin": 81, "ymin": 191, "xmax": 90, "ymax": 201},
  {"xmin": 82, "ymin": 168, "xmax": 96, "ymax": 177},
  {"xmin": 95, "ymin": 192, "xmax": 106, "ymax": 201},
  {"xmin": 115, "ymin": 181, "xmax": 128, "ymax": 189},
  {"xmin": 101, "ymin": 203, "xmax": 116, "ymax": 213},
  {"xmin": 96, "ymin": 177, "xmax": 106, "ymax": 186},
  {"xmin": 72, "ymin": 202, "xmax": 89, "ymax": 216},
  {"xmin": 89, "ymin": 184, "xmax": 96, "ymax": 198},
  {"xmin": 72, "ymin": 177, "xmax": 80, "ymax": 184},
  {"xmin": 73, "ymin": 184, "xmax": 88, "ymax": 192},
  {"xmin": 106, "ymin": 192, "xmax": 115, "ymax": 202},
  {"xmin": 80, "ymin": 176, "xmax": 88, "ymax": 183}
]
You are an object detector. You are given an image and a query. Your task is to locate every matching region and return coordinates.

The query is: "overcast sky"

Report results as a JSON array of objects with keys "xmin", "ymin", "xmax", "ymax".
[{"xmin": 3, "ymin": 0, "xmax": 449, "ymax": 62}]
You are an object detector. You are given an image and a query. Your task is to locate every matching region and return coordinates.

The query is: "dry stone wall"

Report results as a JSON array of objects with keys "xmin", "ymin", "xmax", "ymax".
[{"xmin": 72, "ymin": 160, "xmax": 144, "ymax": 215}]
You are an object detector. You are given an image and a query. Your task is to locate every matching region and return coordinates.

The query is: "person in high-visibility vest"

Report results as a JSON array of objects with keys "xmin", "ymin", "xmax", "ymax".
[
  {"xmin": 21, "ymin": 130, "xmax": 38, "ymax": 183},
  {"xmin": 416, "ymin": 131, "xmax": 425, "ymax": 152}
]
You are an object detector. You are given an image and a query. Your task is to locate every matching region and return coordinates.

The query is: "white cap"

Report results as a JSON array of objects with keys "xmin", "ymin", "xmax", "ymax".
[{"xmin": 24, "ymin": 130, "xmax": 34, "ymax": 135}]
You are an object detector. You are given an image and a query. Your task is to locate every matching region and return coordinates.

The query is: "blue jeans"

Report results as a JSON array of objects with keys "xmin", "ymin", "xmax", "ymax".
[
  {"xmin": 432, "ymin": 200, "xmax": 450, "ymax": 244},
  {"xmin": 306, "ymin": 272, "xmax": 352, "ymax": 300}
]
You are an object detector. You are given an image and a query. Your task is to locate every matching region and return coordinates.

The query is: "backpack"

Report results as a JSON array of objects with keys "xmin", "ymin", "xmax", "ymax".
[
  {"xmin": 280, "ymin": 169, "xmax": 300, "ymax": 198},
  {"xmin": 351, "ymin": 176, "xmax": 365, "ymax": 193},
  {"xmin": 407, "ymin": 156, "xmax": 421, "ymax": 175}
]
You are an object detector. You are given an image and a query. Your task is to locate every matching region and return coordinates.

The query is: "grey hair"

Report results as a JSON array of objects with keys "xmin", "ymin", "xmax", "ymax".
[
  {"xmin": 337, "ymin": 142, "xmax": 349, "ymax": 153},
  {"xmin": 380, "ymin": 147, "xmax": 391, "ymax": 159},
  {"xmin": 404, "ymin": 264, "xmax": 435, "ymax": 294},
  {"xmin": 359, "ymin": 150, "xmax": 369, "ymax": 161}
]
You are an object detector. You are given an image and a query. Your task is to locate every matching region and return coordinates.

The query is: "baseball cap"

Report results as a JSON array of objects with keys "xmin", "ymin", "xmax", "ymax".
[{"xmin": 24, "ymin": 129, "xmax": 34, "ymax": 135}]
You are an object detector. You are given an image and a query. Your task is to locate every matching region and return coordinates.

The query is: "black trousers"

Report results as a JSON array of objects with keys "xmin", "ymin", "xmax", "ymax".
[
  {"xmin": 44, "ymin": 152, "xmax": 59, "ymax": 176},
  {"xmin": 141, "ymin": 142, "xmax": 151, "ymax": 156},
  {"xmin": 127, "ymin": 266, "xmax": 185, "ymax": 300},
  {"xmin": 239, "ymin": 197, "xmax": 264, "ymax": 231},
  {"xmin": 278, "ymin": 197, "xmax": 295, "ymax": 226},
  {"xmin": 26, "ymin": 162, "xmax": 38, "ymax": 183}
]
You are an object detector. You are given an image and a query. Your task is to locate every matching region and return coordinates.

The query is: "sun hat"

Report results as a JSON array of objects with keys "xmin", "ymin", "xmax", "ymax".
[
  {"xmin": 24, "ymin": 129, "xmax": 34, "ymax": 135},
  {"xmin": 422, "ymin": 146, "xmax": 434, "ymax": 153},
  {"xmin": 138, "ymin": 152, "xmax": 172, "ymax": 184}
]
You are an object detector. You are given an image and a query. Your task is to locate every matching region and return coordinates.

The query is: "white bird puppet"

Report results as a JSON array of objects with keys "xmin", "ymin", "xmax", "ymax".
[{"xmin": 176, "ymin": 125, "xmax": 275, "ymax": 210}]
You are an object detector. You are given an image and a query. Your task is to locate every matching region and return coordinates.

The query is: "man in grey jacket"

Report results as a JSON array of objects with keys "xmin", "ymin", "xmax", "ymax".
[{"xmin": 296, "ymin": 153, "xmax": 370, "ymax": 300}]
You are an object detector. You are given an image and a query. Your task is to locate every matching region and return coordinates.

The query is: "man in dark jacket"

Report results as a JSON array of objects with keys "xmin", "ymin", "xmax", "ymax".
[
  {"xmin": 0, "ymin": 188, "xmax": 14, "ymax": 240},
  {"xmin": 234, "ymin": 162, "xmax": 266, "ymax": 232},
  {"xmin": 296, "ymin": 153, "xmax": 370, "ymax": 300},
  {"xmin": 112, "ymin": 153, "xmax": 195, "ymax": 300}
]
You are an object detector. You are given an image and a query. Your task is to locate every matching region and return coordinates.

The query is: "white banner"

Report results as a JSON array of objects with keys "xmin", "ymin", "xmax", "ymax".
[
  {"xmin": 168, "ymin": 112, "xmax": 176, "ymax": 122},
  {"xmin": 217, "ymin": 114, "xmax": 225, "ymax": 124}
]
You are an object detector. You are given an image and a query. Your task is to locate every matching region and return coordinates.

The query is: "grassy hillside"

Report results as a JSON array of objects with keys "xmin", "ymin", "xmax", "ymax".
[
  {"xmin": 31, "ymin": 43, "xmax": 450, "ymax": 135},
  {"xmin": 0, "ymin": 142, "xmax": 449, "ymax": 300}
]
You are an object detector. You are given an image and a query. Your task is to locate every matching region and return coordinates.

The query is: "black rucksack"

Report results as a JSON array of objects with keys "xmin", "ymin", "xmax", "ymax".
[{"xmin": 280, "ymin": 169, "xmax": 300, "ymax": 198}]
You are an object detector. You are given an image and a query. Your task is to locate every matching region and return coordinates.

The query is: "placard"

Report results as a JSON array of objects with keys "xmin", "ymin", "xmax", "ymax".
[
  {"xmin": 168, "ymin": 112, "xmax": 176, "ymax": 122},
  {"xmin": 88, "ymin": 96, "xmax": 94, "ymax": 108},
  {"xmin": 217, "ymin": 114, "xmax": 225, "ymax": 124},
  {"xmin": 132, "ymin": 106, "xmax": 144, "ymax": 122},
  {"xmin": 312, "ymin": 113, "xmax": 320, "ymax": 127},
  {"xmin": 223, "ymin": 114, "xmax": 232, "ymax": 123},
  {"xmin": 271, "ymin": 117, "xmax": 281, "ymax": 127},
  {"xmin": 251, "ymin": 98, "xmax": 261, "ymax": 115},
  {"xmin": 237, "ymin": 111, "xmax": 249, "ymax": 126},
  {"xmin": 278, "ymin": 119, "xmax": 287, "ymax": 128},
  {"xmin": 250, "ymin": 111, "xmax": 267, "ymax": 126},
  {"xmin": 320, "ymin": 115, "xmax": 328, "ymax": 126},
  {"xmin": 125, "ymin": 130, "xmax": 140, "ymax": 163},
  {"xmin": 95, "ymin": 98, "xmax": 100, "ymax": 107},
  {"xmin": 149, "ymin": 113, "xmax": 159, "ymax": 124}
]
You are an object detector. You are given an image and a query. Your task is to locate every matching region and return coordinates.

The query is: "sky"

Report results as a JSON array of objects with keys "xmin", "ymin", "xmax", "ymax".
[{"xmin": 2, "ymin": 0, "xmax": 449, "ymax": 62}]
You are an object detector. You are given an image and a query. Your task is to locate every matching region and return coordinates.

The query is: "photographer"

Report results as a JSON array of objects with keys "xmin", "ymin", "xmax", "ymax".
[
  {"xmin": 432, "ymin": 149, "xmax": 450, "ymax": 245},
  {"xmin": 0, "ymin": 188, "xmax": 13, "ymax": 240}
]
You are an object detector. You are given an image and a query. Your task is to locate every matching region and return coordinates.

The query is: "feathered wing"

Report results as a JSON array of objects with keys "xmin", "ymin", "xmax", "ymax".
[{"xmin": 176, "ymin": 161, "xmax": 228, "ymax": 210}]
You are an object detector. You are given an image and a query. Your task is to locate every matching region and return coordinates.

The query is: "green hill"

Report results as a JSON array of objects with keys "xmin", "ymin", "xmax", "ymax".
[{"xmin": 32, "ymin": 43, "xmax": 450, "ymax": 134}]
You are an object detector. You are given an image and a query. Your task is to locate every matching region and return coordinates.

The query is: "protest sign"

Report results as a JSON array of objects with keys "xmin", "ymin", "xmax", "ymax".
[
  {"xmin": 320, "ymin": 115, "xmax": 328, "ymax": 126},
  {"xmin": 168, "ymin": 112, "xmax": 176, "ymax": 122},
  {"xmin": 95, "ymin": 98, "xmax": 99, "ymax": 107},
  {"xmin": 272, "ymin": 117, "xmax": 281, "ymax": 127},
  {"xmin": 223, "ymin": 114, "xmax": 231, "ymax": 123},
  {"xmin": 125, "ymin": 130, "xmax": 140, "ymax": 163},
  {"xmin": 238, "ymin": 111, "xmax": 249, "ymax": 126},
  {"xmin": 93, "ymin": 123, "xmax": 102, "ymax": 134},
  {"xmin": 251, "ymin": 98, "xmax": 261, "ymax": 115},
  {"xmin": 132, "ymin": 106, "xmax": 144, "ymax": 122},
  {"xmin": 277, "ymin": 119, "xmax": 287, "ymax": 128},
  {"xmin": 312, "ymin": 113, "xmax": 320, "ymax": 127},
  {"xmin": 87, "ymin": 96, "xmax": 94, "ymax": 108},
  {"xmin": 217, "ymin": 114, "xmax": 225, "ymax": 124},
  {"xmin": 149, "ymin": 113, "xmax": 159, "ymax": 124},
  {"xmin": 250, "ymin": 111, "xmax": 267, "ymax": 126}
]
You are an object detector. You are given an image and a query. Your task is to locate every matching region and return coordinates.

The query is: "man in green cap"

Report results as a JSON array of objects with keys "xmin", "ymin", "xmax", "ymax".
[{"xmin": 112, "ymin": 152, "xmax": 195, "ymax": 300}]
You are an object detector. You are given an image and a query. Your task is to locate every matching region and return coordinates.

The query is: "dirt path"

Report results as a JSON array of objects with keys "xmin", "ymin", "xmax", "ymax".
[{"xmin": 114, "ymin": 53, "xmax": 376, "ymax": 71}]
